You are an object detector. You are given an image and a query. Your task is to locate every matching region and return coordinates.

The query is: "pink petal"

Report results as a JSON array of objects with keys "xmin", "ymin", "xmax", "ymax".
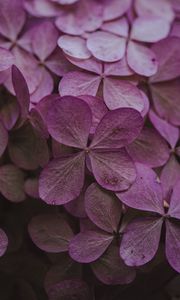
[
  {"xmin": 12, "ymin": 65, "xmax": 30, "ymax": 121},
  {"xmin": 89, "ymin": 149, "xmax": 136, "ymax": 191},
  {"xmin": 168, "ymin": 180, "xmax": 180, "ymax": 219},
  {"xmin": 150, "ymin": 79, "xmax": 180, "ymax": 126},
  {"xmin": 0, "ymin": 164, "xmax": 26, "ymax": 203},
  {"xmin": 79, "ymin": 95, "xmax": 108, "ymax": 134},
  {"xmin": 58, "ymin": 35, "xmax": 91, "ymax": 60},
  {"xmin": 150, "ymin": 37, "xmax": 180, "ymax": 82},
  {"xmin": 131, "ymin": 16, "xmax": 170, "ymax": 43},
  {"xmin": 120, "ymin": 216, "xmax": 163, "ymax": 266},
  {"xmin": 69, "ymin": 230, "xmax": 113, "ymax": 263},
  {"xmin": 127, "ymin": 41, "xmax": 158, "ymax": 76},
  {"xmin": 24, "ymin": 0, "xmax": 62, "ymax": 17},
  {"xmin": 28, "ymin": 213, "xmax": 74, "ymax": 253},
  {"xmin": 135, "ymin": 0, "xmax": 175, "ymax": 23},
  {"xmin": 0, "ymin": 48, "xmax": 14, "ymax": 71},
  {"xmin": 31, "ymin": 21, "xmax": 59, "ymax": 61},
  {"xmin": 127, "ymin": 127, "xmax": 170, "ymax": 168},
  {"xmin": 39, "ymin": 152, "xmax": 85, "ymax": 205},
  {"xmin": 0, "ymin": 229, "xmax": 8, "ymax": 257},
  {"xmin": 30, "ymin": 68, "xmax": 54, "ymax": 104},
  {"xmin": 0, "ymin": 0, "xmax": 26, "ymax": 40},
  {"xmin": 117, "ymin": 163, "xmax": 164, "ymax": 214},
  {"xmin": 90, "ymin": 108, "xmax": 143, "ymax": 149},
  {"xmin": 55, "ymin": 0, "xmax": 103, "ymax": 35},
  {"xmin": 103, "ymin": 0, "xmax": 132, "ymax": 21},
  {"xmin": 91, "ymin": 243, "xmax": 136, "ymax": 285},
  {"xmin": 85, "ymin": 183, "xmax": 122, "ymax": 233},
  {"xmin": 161, "ymin": 156, "xmax": 180, "ymax": 202},
  {"xmin": 65, "ymin": 55, "xmax": 102, "ymax": 74},
  {"xmin": 0, "ymin": 122, "xmax": 8, "ymax": 157},
  {"xmin": 101, "ymin": 17, "xmax": 129, "ymax": 37},
  {"xmin": 47, "ymin": 96, "xmax": 92, "ymax": 148},
  {"xmin": 165, "ymin": 220, "xmax": 180, "ymax": 273},
  {"xmin": 87, "ymin": 31, "xmax": 126, "ymax": 62},
  {"xmin": 103, "ymin": 78, "xmax": 144, "ymax": 112},
  {"xmin": 59, "ymin": 71, "xmax": 101, "ymax": 98},
  {"xmin": 104, "ymin": 57, "xmax": 134, "ymax": 76},
  {"xmin": 9, "ymin": 123, "xmax": 49, "ymax": 170},
  {"xmin": 149, "ymin": 110, "xmax": 179, "ymax": 149}
]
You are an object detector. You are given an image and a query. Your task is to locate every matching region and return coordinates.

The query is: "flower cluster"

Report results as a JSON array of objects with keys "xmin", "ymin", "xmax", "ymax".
[{"xmin": 0, "ymin": 0, "xmax": 180, "ymax": 299}]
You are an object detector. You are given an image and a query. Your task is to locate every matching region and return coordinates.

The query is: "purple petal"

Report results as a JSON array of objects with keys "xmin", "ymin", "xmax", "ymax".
[
  {"xmin": 64, "ymin": 188, "xmax": 87, "ymax": 219},
  {"xmin": 58, "ymin": 36, "xmax": 91, "ymax": 60},
  {"xmin": 31, "ymin": 21, "xmax": 59, "ymax": 61},
  {"xmin": 65, "ymin": 55, "xmax": 102, "ymax": 74},
  {"xmin": 117, "ymin": 163, "xmax": 164, "ymax": 214},
  {"xmin": 0, "ymin": 164, "xmax": 26, "ymax": 203},
  {"xmin": 8, "ymin": 123, "xmax": 49, "ymax": 170},
  {"xmin": 103, "ymin": 78, "xmax": 144, "ymax": 112},
  {"xmin": 140, "ymin": 91, "xmax": 150, "ymax": 117},
  {"xmin": 79, "ymin": 95, "xmax": 108, "ymax": 134},
  {"xmin": 28, "ymin": 214, "xmax": 74, "ymax": 253},
  {"xmin": 47, "ymin": 96, "xmax": 92, "ymax": 148},
  {"xmin": 165, "ymin": 220, "xmax": 180, "ymax": 273},
  {"xmin": 47, "ymin": 279, "xmax": 92, "ymax": 300},
  {"xmin": 0, "ymin": 0, "xmax": 26, "ymax": 40},
  {"xmin": 0, "ymin": 48, "xmax": 14, "ymax": 71},
  {"xmin": 0, "ymin": 228, "xmax": 8, "ymax": 257},
  {"xmin": 131, "ymin": 16, "xmax": 171, "ymax": 43},
  {"xmin": 0, "ymin": 121, "xmax": 8, "ymax": 157},
  {"xmin": 12, "ymin": 65, "xmax": 30, "ymax": 121},
  {"xmin": 69, "ymin": 230, "xmax": 113, "ymax": 263},
  {"xmin": 103, "ymin": 0, "xmax": 132, "ymax": 21},
  {"xmin": 46, "ymin": 49, "xmax": 75, "ymax": 76},
  {"xmin": 168, "ymin": 180, "xmax": 180, "ymax": 219},
  {"xmin": 127, "ymin": 127, "xmax": 170, "ymax": 167},
  {"xmin": 120, "ymin": 216, "xmax": 163, "ymax": 266},
  {"xmin": 91, "ymin": 243, "xmax": 136, "ymax": 285},
  {"xmin": 127, "ymin": 41, "xmax": 158, "ymax": 76},
  {"xmin": 87, "ymin": 31, "xmax": 126, "ymax": 62},
  {"xmin": 150, "ymin": 37, "xmax": 180, "ymax": 82},
  {"xmin": 0, "ymin": 96, "xmax": 19, "ymax": 130},
  {"xmin": 59, "ymin": 71, "xmax": 101, "ymax": 98},
  {"xmin": 85, "ymin": 183, "xmax": 122, "ymax": 233},
  {"xmin": 150, "ymin": 79, "xmax": 180, "ymax": 126},
  {"xmin": 39, "ymin": 152, "xmax": 85, "ymax": 205},
  {"xmin": 90, "ymin": 108, "xmax": 143, "ymax": 149},
  {"xmin": 89, "ymin": 149, "xmax": 136, "ymax": 191},
  {"xmin": 135, "ymin": 0, "xmax": 175, "ymax": 22},
  {"xmin": 104, "ymin": 57, "xmax": 134, "ymax": 76},
  {"xmin": 161, "ymin": 156, "xmax": 180, "ymax": 202},
  {"xmin": 149, "ymin": 110, "xmax": 179, "ymax": 149},
  {"xmin": 101, "ymin": 17, "xmax": 129, "ymax": 37},
  {"xmin": 29, "ymin": 108, "xmax": 49, "ymax": 139}
]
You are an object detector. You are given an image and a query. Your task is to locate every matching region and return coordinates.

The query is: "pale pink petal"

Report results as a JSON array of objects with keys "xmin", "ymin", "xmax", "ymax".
[
  {"xmin": 104, "ymin": 57, "xmax": 134, "ymax": 76},
  {"xmin": 101, "ymin": 17, "xmax": 129, "ymax": 37},
  {"xmin": 165, "ymin": 220, "xmax": 180, "ymax": 273},
  {"xmin": 149, "ymin": 110, "xmax": 179, "ymax": 148},
  {"xmin": 39, "ymin": 152, "xmax": 85, "ymax": 205},
  {"xmin": 89, "ymin": 149, "xmax": 136, "ymax": 191},
  {"xmin": 69, "ymin": 230, "xmax": 113, "ymax": 263},
  {"xmin": 120, "ymin": 217, "xmax": 163, "ymax": 266},
  {"xmin": 28, "ymin": 214, "xmax": 74, "ymax": 253},
  {"xmin": 31, "ymin": 21, "xmax": 59, "ymax": 61},
  {"xmin": 127, "ymin": 41, "xmax": 158, "ymax": 76},
  {"xmin": 135, "ymin": 0, "xmax": 175, "ymax": 23},
  {"xmin": 127, "ymin": 127, "xmax": 170, "ymax": 167},
  {"xmin": 87, "ymin": 31, "xmax": 126, "ymax": 62},
  {"xmin": 65, "ymin": 55, "xmax": 103, "ymax": 74},
  {"xmin": 103, "ymin": 78, "xmax": 144, "ymax": 112},
  {"xmin": 131, "ymin": 16, "xmax": 171, "ymax": 43},
  {"xmin": 47, "ymin": 96, "xmax": 92, "ymax": 148},
  {"xmin": 58, "ymin": 35, "xmax": 91, "ymax": 60},
  {"xmin": 85, "ymin": 183, "xmax": 122, "ymax": 233},
  {"xmin": 24, "ymin": 0, "xmax": 62, "ymax": 17},
  {"xmin": 117, "ymin": 163, "xmax": 164, "ymax": 214},
  {"xmin": 103, "ymin": 0, "xmax": 132, "ymax": 21},
  {"xmin": 0, "ymin": 48, "xmax": 14, "ymax": 71},
  {"xmin": 59, "ymin": 71, "xmax": 101, "ymax": 97}
]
